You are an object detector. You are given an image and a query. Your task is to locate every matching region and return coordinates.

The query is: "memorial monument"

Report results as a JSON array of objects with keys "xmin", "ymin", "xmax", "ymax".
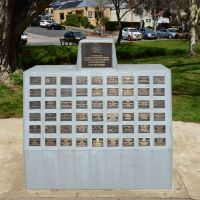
[{"xmin": 24, "ymin": 38, "xmax": 172, "ymax": 189}]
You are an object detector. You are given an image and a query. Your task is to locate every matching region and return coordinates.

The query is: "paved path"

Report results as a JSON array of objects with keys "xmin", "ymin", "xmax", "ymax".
[{"xmin": 0, "ymin": 119, "xmax": 199, "ymax": 200}]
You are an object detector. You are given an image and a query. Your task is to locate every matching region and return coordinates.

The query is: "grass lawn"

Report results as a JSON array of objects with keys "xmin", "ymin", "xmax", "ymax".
[{"xmin": 0, "ymin": 40, "xmax": 200, "ymax": 122}]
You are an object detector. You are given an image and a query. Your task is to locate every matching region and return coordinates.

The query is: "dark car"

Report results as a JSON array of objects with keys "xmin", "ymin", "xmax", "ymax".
[
  {"xmin": 64, "ymin": 31, "xmax": 86, "ymax": 40},
  {"xmin": 47, "ymin": 23, "xmax": 65, "ymax": 30},
  {"xmin": 139, "ymin": 28, "xmax": 157, "ymax": 39}
]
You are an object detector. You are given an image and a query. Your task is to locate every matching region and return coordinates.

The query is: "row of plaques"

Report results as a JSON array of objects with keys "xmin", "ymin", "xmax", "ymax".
[
  {"xmin": 29, "ymin": 138, "xmax": 166, "ymax": 147},
  {"xmin": 29, "ymin": 124, "xmax": 166, "ymax": 134},
  {"xmin": 30, "ymin": 76, "xmax": 165, "ymax": 85},
  {"xmin": 29, "ymin": 113, "xmax": 166, "ymax": 122},
  {"xmin": 29, "ymin": 100, "xmax": 165, "ymax": 109},
  {"xmin": 29, "ymin": 88, "xmax": 165, "ymax": 97}
]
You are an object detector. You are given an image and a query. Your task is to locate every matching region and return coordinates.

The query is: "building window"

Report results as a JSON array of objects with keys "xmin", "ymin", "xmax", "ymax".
[
  {"xmin": 88, "ymin": 11, "xmax": 92, "ymax": 18},
  {"xmin": 60, "ymin": 13, "xmax": 64, "ymax": 20}
]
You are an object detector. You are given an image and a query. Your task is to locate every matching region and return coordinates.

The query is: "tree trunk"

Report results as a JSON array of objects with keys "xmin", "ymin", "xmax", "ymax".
[
  {"xmin": 117, "ymin": 20, "xmax": 122, "ymax": 45},
  {"xmin": 189, "ymin": 25, "xmax": 196, "ymax": 55},
  {"xmin": 189, "ymin": 0, "xmax": 199, "ymax": 56},
  {"xmin": 0, "ymin": 0, "xmax": 12, "ymax": 86},
  {"xmin": 0, "ymin": 0, "xmax": 52, "ymax": 86}
]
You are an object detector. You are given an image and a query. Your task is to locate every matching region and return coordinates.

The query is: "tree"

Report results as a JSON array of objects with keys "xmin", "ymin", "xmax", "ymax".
[
  {"xmin": 0, "ymin": 0, "xmax": 52, "ymax": 86},
  {"xmin": 112, "ymin": 0, "xmax": 145, "ymax": 45},
  {"xmin": 167, "ymin": 0, "xmax": 200, "ymax": 55}
]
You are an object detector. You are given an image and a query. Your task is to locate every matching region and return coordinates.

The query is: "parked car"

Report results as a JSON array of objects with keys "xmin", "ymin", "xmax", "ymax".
[
  {"xmin": 47, "ymin": 23, "xmax": 65, "ymax": 30},
  {"xmin": 20, "ymin": 32, "xmax": 28, "ymax": 44},
  {"xmin": 122, "ymin": 27, "xmax": 142, "ymax": 41},
  {"xmin": 157, "ymin": 29, "xmax": 177, "ymax": 39},
  {"xmin": 64, "ymin": 31, "xmax": 86, "ymax": 40},
  {"xmin": 40, "ymin": 20, "xmax": 54, "ymax": 28},
  {"xmin": 139, "ymin": 28, "xmax": 157, "ymax": 39}
]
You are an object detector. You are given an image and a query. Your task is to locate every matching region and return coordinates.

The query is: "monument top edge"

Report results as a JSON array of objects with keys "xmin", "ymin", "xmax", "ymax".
[{"xmin": 79, "ymin": 38, "xmax": 115, "ymax": 44}]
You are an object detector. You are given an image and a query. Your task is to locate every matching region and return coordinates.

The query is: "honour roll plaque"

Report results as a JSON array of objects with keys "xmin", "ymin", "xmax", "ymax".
[{"xmin": 24, "ymin": 39, "xmax": 172, "ymax": 189}]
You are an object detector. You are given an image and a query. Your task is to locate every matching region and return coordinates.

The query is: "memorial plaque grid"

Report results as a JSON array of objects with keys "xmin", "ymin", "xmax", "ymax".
[{"xmin": 26, "ymin": 73, "xmax": 170, "ymax": 149}]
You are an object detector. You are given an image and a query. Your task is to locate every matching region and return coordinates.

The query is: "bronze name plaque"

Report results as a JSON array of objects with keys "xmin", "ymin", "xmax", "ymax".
[
  {"xmin": 123, "ymin": 101, "xmax": 134, "ymax": 109},
  {"xmin": 76, "ymin": 138, "xmax": 87, "ymax": 147},
  {"xmin": 107, "ymin": 113, "xmax": 118, "ymax": 122},
  {"xmin": 61, "ymin": 77, "xmax": 72, "ymax": 85},
  {"xmin": 30, "ymin": 89, "xmax": 41, "ymax": 97},
  {"xmin": 92, "ymin": 138, "xmax": 103, "ymax": 147},
  {"xmin": 123, "ymin": 138, "xmax": 134, "ymax": 147},
  {"xmin": 138, "ymin": 88, "xmax": 149, "ymax": 96},
  {"xmin": 45, "ymin": 113, "xmax": 56, "ymax": 121},
  {"xmin": 76, "ymin": 125, "xmax": 88, "ymax": 133},
  {"xmin": 61, "ymin": 138, "xmax": 72, "ymax": 146},
  {"xmin": 122, "ymin": 125, "xmax": 134, "ymax": 133},
  {"xmin": 154, "ymin": 113, "xmax": 165, "ymax": 121},
  {"xmin": 122, "ymin": 76, "xmax": 134, "ymax": 84},
  {"xmin": 153, "ymin": 76, "xmax": 165, "ymax": 84},
  {"xmin": 122, "ymin": 88, "xmax": 134, "ymax": 96},
  {"xmin": 154, "ymin": 100, "xmax": 165, "ymax": 108},
  {"xmin": 154, "ymin": 138, "xmax": 166, "ymax": 146},
  {"xmin": 29, "ymin": 125, "xmax": 41, "ymax": 134},
  {"xmin": 45, "ymin": 101, "xmax": 56, "ymax": 109},
  {"xmin": 61, "ymin": 125, "xmax": 72, "ymax": 133},
  {"xmin": 29, "ymin": 101, "xmax": 41, "ymax": 109},
  {"xmin": 45, "ymin": 89, "xmax": 56, "ymax": 97},
  {"xmin": 30, "ymin": 77, "xmax": 41, "ymax": 85},
  {"xmin": 76, "ymin": 88, "xmax": 87, "ymax": 96},
  {"xmin": 154, "ymin": 125, "xmax": 166, "ymax": 133},
  {"xmin": 92, "ymin": 101, "xmax": 103, "ymax": 109},
  {"xmin": 107, "ymin": 101, "xmax": 118, "ymax": 109},
  {"xmin": 61, "ymin": 113, "xmax": 72, "ymax": 121},
  {"xmin": 76, "ymin": 76, "xmax": 87, "ymax": 85},
  {"xmin": 138, "ymin": 100, "xmax": 150, "ymax": 109},
  {"xmin": 45, "ymin": 138, "xmax": 56, "ymax": 146},
  {"xmin": 76, "ymin": 113, "xmax": 88, "ymax": 121},
  {"xmin": 138, "ymin": 76, "xmax": 149, "ymax": 84},
  {"xmin": 61, "ymin": 101, "xmax": 72, "ymax": 109},
  {"xmin": 139, "ymin": 113, "xmax": 150, "ymax": 121},
  {"xmin": 107, "ymin": 76, "xmax": 118, "ymax": 85},
  {"xmin": 77, "ymin": 101, "xmax": 87, "ymax": 109},
  {"xmin": 45, "ymin": 77, "xmax": 56, "ymax": 85},
  {"xmin": 92, "ymin": 113, "xmax": 103, "ymax": 121},
  {"xmin": 139, "ymin": 125, "xmax": 150, "ymax": 133},
  {"xmin": 92, "ymin": 88, "xmax": 103, "ymax": 96},
  {"xmin": 107, "ymin": 125, "xmax": 119, "ymax": 133},
  {"xmin": 153, "ymin": 88, "xmax": 165, "ymax": 96},
  {"xmin": 139, "ymin": 138, "xmax": 150, "ymax": 146},
  {"xmin": 82, "ymin": 43, "xmax": 112, "ymax": 68},
  {"xmin": 92, "ymin": 125, "xmax": 103, "ymax": 133},
  {"xmin": 45, "ymin": 125, "xmax": 56, "ymax": 134},
  {"xmin": 107, "ymin": 88, "xmax": 118, "ymax": 96},
  {"xmin": 61, "ymin": 88, "xmax": 72, "ymax": 97},
  {"xmin": 123, "ymin": 113, "xmax": 134, "ymax": 121},
  {"xmin": 30, "ymin": 113, "xmax": 41, "ymax": 121},
  {"xmin": 107, "ymin": 138, "xmax": 119, "ymax": 147},
  {"xmin": 29, "ymin": 138, "xmax": 40, "ymax": 146},
  {"xmin": 92, "ymin": 76, "xmax": 103, "ymax": 85}
]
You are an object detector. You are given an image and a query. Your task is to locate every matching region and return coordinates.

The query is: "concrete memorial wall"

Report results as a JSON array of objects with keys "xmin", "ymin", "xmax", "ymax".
[{"xmin": 24, "ymin": 39, "xmax": 172, "ymax": 189}]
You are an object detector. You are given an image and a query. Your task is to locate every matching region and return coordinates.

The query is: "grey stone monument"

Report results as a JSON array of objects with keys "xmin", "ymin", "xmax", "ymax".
[{"xmin": 24, "ymin": 38, "xmax": 172, "ymax": 189}]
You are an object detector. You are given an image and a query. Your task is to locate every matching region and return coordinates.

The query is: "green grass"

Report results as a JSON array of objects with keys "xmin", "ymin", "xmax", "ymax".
[
  {"xmin": 0, "ymin": 85, "xmax": 23, "ymax": 118},
  {"xmin": 0, "ymin": 40, "xmax": 200, "ymax": 122}
]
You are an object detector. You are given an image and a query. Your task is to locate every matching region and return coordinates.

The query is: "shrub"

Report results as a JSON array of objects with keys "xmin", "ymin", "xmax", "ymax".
[
  {"xmin": 65, "ymin": 14, "xmax": 80, "ymax": 27},
  {"xmin": 80, "ymin": 16, "xmax": 90, "ymax": 28},
  {"xmin": 11, "ymin": 70, "xmax": 23, "ymax": 85}
]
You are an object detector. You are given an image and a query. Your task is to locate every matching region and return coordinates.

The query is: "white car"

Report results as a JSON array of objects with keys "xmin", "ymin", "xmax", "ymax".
[
  {"xmin": 20, "ymin": 32, "xmax": 28, "ymax": 44},
  {"xmin": 122, "ymin": 27, "xmax": 142, "ymax": 41},
  {"xmin": 40, "ymin": 20, "xmax": 54, "ymax": 28}
]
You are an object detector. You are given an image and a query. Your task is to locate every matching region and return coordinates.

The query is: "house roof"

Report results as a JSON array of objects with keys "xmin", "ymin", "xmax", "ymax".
[
  {"xmin": 76, "ymin": 0, "xmax": 98, "ymax": 8},
  {"xmin": 52, "ymin": 0, "xmax": 99, "ymax": 10}
]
